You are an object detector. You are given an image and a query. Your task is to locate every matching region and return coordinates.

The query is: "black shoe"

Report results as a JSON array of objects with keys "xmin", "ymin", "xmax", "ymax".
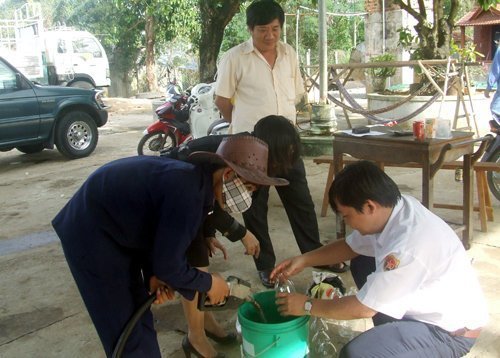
[
  {"xmin": 313, "ymin": 262, "xmax": 350, "ymax": 273},
  {"xmin": 258, "ymin": 270, "xmax": 274, "ymax": 288},
  {"xmin": 204, "ymin": 330, "xmax": 238, "ymax": 345},
  {"xmin": 182, "ymin": 335, "xmax": 225, "ymax": 358}
]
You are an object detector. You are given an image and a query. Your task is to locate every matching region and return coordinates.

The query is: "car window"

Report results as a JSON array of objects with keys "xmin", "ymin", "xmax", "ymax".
[
  {"xmin": 72, "ymin": 37, "xmax": 102, "ymax": 58},
  {"xmin": 0, "ymin": 61, "xmax": 18, "ymax": 94}
]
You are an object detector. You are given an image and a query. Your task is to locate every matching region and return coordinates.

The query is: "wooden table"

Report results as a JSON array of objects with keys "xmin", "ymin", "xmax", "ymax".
[{"xmin": 332, "ymin": 130, "xmax": 478, "ymax": 248}]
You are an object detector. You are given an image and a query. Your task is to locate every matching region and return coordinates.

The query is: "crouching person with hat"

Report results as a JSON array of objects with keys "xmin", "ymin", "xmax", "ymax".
[
  {"xmin": 52, "ymin": 135, "xmax": 288, "ymax": 357},
  {"xmin": 271, "ymin": 161, "xmax": 488, "ymax": 357}
]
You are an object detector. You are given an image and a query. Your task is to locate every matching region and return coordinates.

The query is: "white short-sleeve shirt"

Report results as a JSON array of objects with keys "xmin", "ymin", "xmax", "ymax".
[
  {"xmin": 215, "ymin": 39, "xmax": 305, "ymax": 133},
  {"xmin": 346, "ymin": 195, "xmax": 488, "ymax": 332}
]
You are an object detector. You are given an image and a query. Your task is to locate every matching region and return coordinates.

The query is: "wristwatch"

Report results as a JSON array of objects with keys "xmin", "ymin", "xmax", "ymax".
[{"xmin": 304, "ymin": 299, "xmax": 313, "ymax": 315}]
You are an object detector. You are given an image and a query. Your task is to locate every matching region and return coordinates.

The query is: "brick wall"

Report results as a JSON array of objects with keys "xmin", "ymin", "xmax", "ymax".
[
  {"xmin": 365, "ymin": 0, "xmax": 400, "ymax": 14},
  {"xmin": 365, "ymin": 0, "xmax": 379, "ymax": 13}
]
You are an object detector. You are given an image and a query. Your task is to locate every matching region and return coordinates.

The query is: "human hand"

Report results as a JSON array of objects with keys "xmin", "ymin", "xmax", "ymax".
[
  {"xmin": 149, "ymin": 276, "xmax": 175, "ymax": 304},
  {"xmin": 207, "ymin": 273, "xmax": 230, "ymax": 305},
  {"xmin": 270, "ymin": 256, "xmax": 304, "ymax": 281},
  {"xmin": 241, "ymin": 231, "xmax": 260, "ymax": 258},
  {"xmin": 275, "ymin": 292, "xmax": 309, "ymax": 316},
  {"xmin": 206, "ymin": 237, "xmax": 228, "ymax": 260},
  {"xmin": 485, "ymin": 89, "xmax": 491, "ymax": 98}
]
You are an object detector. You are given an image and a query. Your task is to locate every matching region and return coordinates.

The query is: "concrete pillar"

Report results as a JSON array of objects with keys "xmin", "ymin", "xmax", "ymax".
[{"xmin": 309, "ymin": 0, "xmax": 336, "ymax": 136}]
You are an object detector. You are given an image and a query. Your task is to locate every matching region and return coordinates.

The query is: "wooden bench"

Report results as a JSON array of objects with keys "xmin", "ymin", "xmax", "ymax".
[{"xmin": 313, "ymin": 155, "xmax": 499, "ymax": 232}]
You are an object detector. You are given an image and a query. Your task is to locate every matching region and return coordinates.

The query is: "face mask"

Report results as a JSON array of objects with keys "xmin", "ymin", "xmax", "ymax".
[{"xmin": 222, "ymin": 174, "xmax": 253, "ymax": 214}]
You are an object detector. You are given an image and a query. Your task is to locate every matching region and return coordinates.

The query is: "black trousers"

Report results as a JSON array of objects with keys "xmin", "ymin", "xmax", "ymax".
[
  {"xmin": 60, "ymin": 241, "xmax": 161, "ymax": 358},
  {"xmin": 242, "ymin": 158, "xmax": 322, "ymax": 271},
  {"xmin": 342, "ymin": 255, "xmax": 475, "ymax": 357}
]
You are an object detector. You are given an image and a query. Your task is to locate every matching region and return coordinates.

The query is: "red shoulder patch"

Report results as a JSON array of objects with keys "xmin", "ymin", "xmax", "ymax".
[{"xmin": 383, "ymin": 254, "xmax": 400, "ymax": 271}]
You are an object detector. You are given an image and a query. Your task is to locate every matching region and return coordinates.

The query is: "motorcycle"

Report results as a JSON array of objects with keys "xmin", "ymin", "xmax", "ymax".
[
  {"xmin": 137, "ymin": 90, "xmax": 191, "ymax": 155},
  {"xmin": 189, "ymin": 82, "xmax": 223, "ymax": 138},
  {"xmin": 482, "ymin": 115, "xmax": 500, "ymax": 200},
  {"xmin": 137, "ymin": 82, "xmax": 222, "ymax": 155}
]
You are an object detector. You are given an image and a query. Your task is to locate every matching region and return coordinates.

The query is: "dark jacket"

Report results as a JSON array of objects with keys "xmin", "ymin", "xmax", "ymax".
[
  {"xmin": 52, "ymin": 156, "xmax": 213, "ymax": 299},
  {"xmin": 162, "ymin": 134, "xmax": 249, "ymax": 241}
]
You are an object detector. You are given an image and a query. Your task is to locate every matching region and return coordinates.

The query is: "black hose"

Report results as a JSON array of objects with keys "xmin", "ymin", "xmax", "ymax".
[{"xmin": 111, "ymin": 293, "xmax": 157, "ymax": 358}]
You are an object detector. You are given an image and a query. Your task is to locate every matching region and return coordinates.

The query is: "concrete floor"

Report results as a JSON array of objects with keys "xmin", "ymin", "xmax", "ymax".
[
  {"xmin": 0, "ymin": 96, "xmax": 498, "ymax": 357},
  {"xmin": 0, "ymin": 158, "xmax": 498, "ymax": 357}
]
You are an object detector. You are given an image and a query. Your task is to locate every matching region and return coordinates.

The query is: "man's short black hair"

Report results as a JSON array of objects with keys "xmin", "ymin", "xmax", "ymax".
[
  {"xmin": 246, "ymin": 0, "xmax": 285, "ymax": 29},
  {"xmin": 329, "ymin": 161, "xmax": 401, "ymax": 213}
]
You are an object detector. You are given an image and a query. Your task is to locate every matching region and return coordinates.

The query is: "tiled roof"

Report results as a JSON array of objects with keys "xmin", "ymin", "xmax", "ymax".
[{"xmin": 456, "ymin": 5, "xmax": 500, "ymax": 26}]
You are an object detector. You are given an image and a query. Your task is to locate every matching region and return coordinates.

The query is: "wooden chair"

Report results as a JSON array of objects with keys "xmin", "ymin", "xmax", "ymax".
[{"xmin": 313, "ymin": 155, "xmax": 499, "ymax": 232}]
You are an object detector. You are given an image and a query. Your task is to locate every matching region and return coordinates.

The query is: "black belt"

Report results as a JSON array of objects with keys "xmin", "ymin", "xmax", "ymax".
[{"xmin": 450, "ymin": 327, "xmax": 482, "ymax": 339}]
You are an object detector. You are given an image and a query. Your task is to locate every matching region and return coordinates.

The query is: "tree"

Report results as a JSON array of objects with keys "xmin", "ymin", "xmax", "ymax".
[
  {"xmin": 393, "ymin": 0, "xmax": 499, "ymax": 60},
  {"xmin": 196, "ymin": 0, "xmax": 365, "ymax": 82},
  {"xmin": 197, "ymin": 0, "xmax": 244, "ymax": 83},
  {"xmin": 478, "ymin": 0, "xmax": 499, "ymax": 10},
  {"xmin": 2, "ymin": 0, "xmax": 368, "ymax": 93},
  {"xmin": 49, "ymin": 0, "xmax": 145, "ymax": 96},
  {"xmin": 284, "ymin": 0, "xmax": 365, "ymax": 65},
  {"xmin": 49, "ymin": 0, "xmax": 198, "ymax": 94},
  {"xmin": 116, "ymin": 0, "xmax": 198, "ymax": 92}
]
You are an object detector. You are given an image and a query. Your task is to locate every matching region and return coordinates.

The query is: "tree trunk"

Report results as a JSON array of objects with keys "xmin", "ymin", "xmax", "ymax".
[
  {"xmin": 393, "ymin": 0, "xmax": 459, "ymax": 60},
  {"xmin": 198, "ymin": 0, "xmax": 242, "ymax": 83},
  {"xmin": 145, "ymin": 13, "xmax": 158, "ymax": 92},
  {"xmin": 108, "ymin": 46, "xmax": 135, "ymax": 97}
]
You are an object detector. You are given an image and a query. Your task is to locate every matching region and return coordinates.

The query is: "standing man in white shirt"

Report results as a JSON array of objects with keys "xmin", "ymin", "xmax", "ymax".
[
  {"xmin": 272, "ymin": 161, "xmax": 488, "ymax": 357},
  {"xmin": 215, "ymin": 0, "xmax": 348, "ymax": 288}
]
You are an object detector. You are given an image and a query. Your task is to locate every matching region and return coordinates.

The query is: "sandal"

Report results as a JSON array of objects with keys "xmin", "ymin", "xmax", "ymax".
[
  {"xmin": 313, "ymin": 262, "xmax": 350, "ymax": 273},
  {"xmin": 204, "ymin": 330, "xmax": 238, "ymax": 345}
]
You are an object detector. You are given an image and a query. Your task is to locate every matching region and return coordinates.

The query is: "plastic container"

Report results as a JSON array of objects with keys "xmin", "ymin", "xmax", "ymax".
[
  {"xmin": 238, "ymin": 290, "xmax": 309, "ymax": 357},
  {"xmin": 425, "ymin": 118, "xmax": 436, "ymax": 139},
  {"xmin": 435, "ymin": 118, "xmax": 452, "ymax": 139}
]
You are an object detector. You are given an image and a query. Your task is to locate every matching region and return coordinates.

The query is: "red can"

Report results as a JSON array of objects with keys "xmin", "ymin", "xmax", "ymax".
[{"xmin": 412, "ymin": 121, "xmax": 425, "ymax": 141}]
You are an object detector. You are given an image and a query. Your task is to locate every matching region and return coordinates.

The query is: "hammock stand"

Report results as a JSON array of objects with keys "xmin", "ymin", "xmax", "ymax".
[{"xmin": 301, "ymin": 59, "xmax": 478, "ymax": 132}]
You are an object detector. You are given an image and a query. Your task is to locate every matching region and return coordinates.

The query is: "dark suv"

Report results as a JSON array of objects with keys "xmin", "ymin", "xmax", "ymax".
[{"xmin": 0, "ymin": 56, "xmax": 108, "ymax": 159}]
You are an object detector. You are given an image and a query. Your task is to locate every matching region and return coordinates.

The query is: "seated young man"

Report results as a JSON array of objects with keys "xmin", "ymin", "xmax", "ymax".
[{"xmin": 271, "ymin": 160, "xmax": 488, "ymax": 357}]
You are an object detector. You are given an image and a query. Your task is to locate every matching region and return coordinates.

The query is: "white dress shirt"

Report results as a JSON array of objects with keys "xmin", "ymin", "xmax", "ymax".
[
  {"xmin": 215, "ymin": 39, "xmax": 305, "ymax": 133},
  {"xmin": 346, "ymin": 195, "xmax": 488, "ymax": 332}
]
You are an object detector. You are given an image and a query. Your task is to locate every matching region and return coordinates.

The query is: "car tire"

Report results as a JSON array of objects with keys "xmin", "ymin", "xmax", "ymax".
[
  {"xmin": 55, "ymin": 111, "xmax": 98, "ymax": 159},
  {"xmin": 69, "ymin": 80, "xmax": 94, "ymax": 89},
  {"xmin": 16, "ymin": 144, "xmax": 45, "ymax": 154}
]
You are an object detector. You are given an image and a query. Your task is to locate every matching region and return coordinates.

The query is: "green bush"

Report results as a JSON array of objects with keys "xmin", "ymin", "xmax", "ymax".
[{"xmin": 369, "ymin": 53, "xmax": 397, "ymax": 78}]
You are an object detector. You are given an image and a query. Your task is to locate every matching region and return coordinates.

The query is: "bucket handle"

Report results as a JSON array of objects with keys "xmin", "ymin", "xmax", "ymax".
[{"xmin": 242, "ymin": 336, "xmax": 281, "ymax": 358}]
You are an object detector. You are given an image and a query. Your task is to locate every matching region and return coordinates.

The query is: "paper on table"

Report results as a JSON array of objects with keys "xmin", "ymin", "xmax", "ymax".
[{"xmin": 341, "ymin": 130, "xmax": 386, "ymax": 137}]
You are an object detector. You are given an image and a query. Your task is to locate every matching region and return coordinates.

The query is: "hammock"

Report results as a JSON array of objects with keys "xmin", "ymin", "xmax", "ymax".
[{"xmin": 308, "ymin": 75, "xmax": 455, "ymax": 125}]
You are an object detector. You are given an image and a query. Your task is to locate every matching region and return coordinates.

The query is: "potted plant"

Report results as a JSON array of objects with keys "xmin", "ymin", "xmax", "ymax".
[
  {"xmin": 450, "ymin": 40, "xmax": 484, "ymax": 95},
  {"xmin": 368, "ymin": 53, "xmax": 397, "ymax": 92}
]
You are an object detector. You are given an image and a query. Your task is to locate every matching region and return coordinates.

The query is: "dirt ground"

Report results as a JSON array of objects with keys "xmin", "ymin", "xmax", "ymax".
[
  {"xmin": 0, "ymin": 98, "xmax": 155, "ymax": 241},
  {"xmin": 0, "ymin": 98, "xmax": 499, "ymax": 357}
]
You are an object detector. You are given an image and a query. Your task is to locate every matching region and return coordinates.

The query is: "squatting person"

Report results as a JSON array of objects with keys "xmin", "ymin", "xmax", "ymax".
[
  {"xmin": 271, "ymin": 161, "xmax": 488, "ymax": 357},
  {"xmin": 52, "ymin": 135, "xmax": 288, "ymax": 357}
]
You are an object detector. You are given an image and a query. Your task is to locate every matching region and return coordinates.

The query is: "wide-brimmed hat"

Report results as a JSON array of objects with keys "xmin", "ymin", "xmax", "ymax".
[{"xmin": 188, "ymin": 135, "xmax": 289, "ymax": 186}]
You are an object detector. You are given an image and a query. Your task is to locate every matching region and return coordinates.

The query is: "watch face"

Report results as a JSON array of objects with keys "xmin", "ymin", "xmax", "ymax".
[{"xmin": 305, "ymin": 300, "xmax": 312, "ymax": 313}]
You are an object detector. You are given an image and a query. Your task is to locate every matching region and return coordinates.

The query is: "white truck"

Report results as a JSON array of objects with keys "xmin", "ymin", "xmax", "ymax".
[{"xmin": 0, "ymin": 2, "xmax": 110, "ymax": 89}]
